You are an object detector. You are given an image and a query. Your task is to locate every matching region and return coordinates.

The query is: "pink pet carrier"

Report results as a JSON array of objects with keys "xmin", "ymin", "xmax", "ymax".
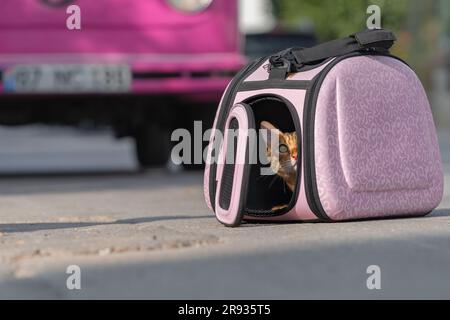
[{"xmin": 204, "ymin": 29, "xmax": 443, "ymax": 227}]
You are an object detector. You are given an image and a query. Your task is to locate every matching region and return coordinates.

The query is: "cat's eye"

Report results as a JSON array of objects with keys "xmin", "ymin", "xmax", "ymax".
[{"xmin": 279, "ymin": 144, "xmax": 289, "ymax": 153}]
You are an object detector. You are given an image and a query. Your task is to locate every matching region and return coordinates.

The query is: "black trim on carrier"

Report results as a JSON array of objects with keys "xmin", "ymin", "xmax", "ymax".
[
  {"xmin": 239, "ymin": 80, "xmax": 310, "ymax": 92},
  {"xmin": 133, "ymin": 70, "xmax": 237, "ymax": 80},
  {"xmin": 242, "ymin": 94, "xmax": 302, "ymax": 218}
]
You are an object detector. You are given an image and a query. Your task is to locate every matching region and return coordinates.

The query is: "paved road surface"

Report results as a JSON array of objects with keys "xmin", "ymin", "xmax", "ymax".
[{"xmin": 0, "ymin": 126, "xmax": 449, "ymax": 299}]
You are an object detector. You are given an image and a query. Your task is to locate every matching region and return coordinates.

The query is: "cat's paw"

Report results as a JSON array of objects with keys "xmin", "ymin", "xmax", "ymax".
[{"xmin": 272, "ymin": 204, "xmax": 288, "ymax": 212}]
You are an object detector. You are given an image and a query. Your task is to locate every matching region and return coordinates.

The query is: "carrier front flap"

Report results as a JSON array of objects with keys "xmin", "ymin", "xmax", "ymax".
[{"xmin": 214, "ymin": 103, "xmax": 255, "ymax": 227}]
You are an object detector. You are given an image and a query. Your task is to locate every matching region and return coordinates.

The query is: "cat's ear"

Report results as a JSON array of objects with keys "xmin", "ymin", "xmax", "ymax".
[{"xmin": 260, "ymin": 121, "xmax": 280, "ymax": 146}]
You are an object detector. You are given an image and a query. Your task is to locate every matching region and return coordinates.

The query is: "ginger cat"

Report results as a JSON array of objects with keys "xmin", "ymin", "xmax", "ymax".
[{"xmin": 260, "ymin": 121, "xmax": 298, "ymax": 211}]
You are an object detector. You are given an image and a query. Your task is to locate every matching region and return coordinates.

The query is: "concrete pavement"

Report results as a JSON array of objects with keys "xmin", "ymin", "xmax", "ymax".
[{"xmin": 0, "ymin": 126, "xmax": 449, "ymax": 299}]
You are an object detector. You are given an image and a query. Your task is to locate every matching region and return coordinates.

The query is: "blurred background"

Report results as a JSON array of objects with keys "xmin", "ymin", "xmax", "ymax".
[{"xmin": 0, "ymin": 0, "xmax": 449, "ymax": 173}]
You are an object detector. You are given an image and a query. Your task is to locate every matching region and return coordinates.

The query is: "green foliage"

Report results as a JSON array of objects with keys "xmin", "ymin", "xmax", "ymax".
[{"xmin": 272, "ymin": 0, "xmax": 409, "ymax": 40}]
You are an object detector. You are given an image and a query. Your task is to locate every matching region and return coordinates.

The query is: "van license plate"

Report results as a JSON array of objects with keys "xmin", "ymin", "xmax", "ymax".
[{"xmin": 3, "ymin": 64, "xmax": 131, "ymax": 93}]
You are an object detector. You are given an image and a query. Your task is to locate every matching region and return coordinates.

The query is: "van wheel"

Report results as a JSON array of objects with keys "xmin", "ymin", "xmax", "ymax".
[{"xmin": 134, "ymin": 123, "xmax": 171, "ymax": 168}]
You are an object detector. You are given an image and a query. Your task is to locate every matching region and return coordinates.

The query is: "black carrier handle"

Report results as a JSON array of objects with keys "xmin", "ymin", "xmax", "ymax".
[{"xmin": 269, "ymin": 29, "xmax": 397, "ymax": 78}]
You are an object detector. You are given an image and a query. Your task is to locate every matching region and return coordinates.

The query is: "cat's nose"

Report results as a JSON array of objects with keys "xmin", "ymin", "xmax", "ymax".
[{"xmin": 292, "ymin": 154, "xmax": 297, "ymax": 160}]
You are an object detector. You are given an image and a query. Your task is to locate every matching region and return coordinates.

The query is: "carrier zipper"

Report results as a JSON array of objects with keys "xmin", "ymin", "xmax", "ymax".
[
  {"xmin": 209, "ymin": 57, "xmax": 268, "ymax": 211},
  {"xmin": 303, "ymin": 78, "xmax": 330, "ymax": 221}
]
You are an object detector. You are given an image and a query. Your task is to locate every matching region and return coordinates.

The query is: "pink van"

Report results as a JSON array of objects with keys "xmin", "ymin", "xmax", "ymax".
[{"xmin": 0, "ymin": 0, "xmax": 245, "ymax": 167}]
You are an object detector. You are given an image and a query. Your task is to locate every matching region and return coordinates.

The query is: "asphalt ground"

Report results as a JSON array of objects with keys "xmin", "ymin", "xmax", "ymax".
[{"xmin": 0, "ymin": 126, "xmax": 449, "ymax": 299}]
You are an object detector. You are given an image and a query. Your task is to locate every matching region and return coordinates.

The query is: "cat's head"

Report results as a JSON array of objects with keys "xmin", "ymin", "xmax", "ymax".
[{"xmin": 260, "ymin": 121, "xmax": 298, "ymax": 176}]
